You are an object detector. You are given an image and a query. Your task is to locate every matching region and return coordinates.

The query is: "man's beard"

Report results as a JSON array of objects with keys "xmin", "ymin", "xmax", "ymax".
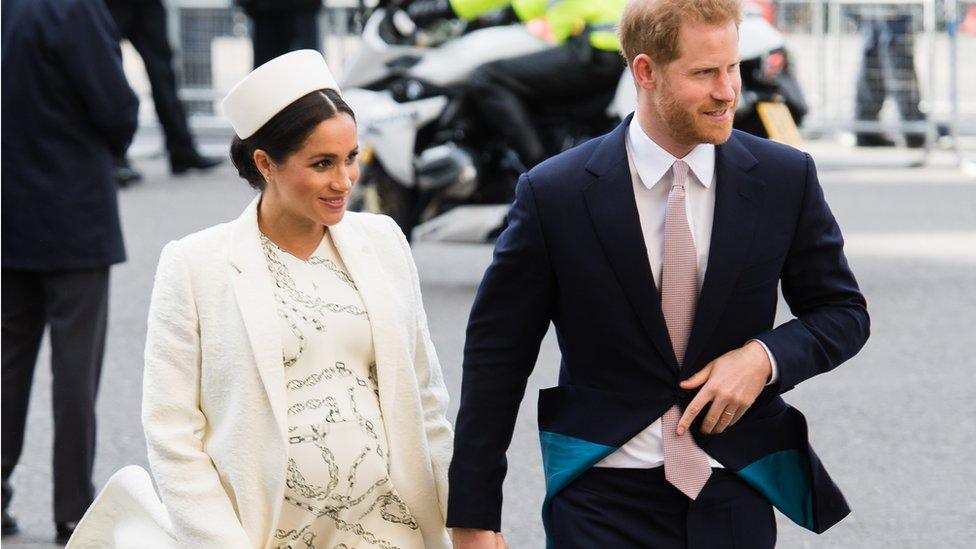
[{"xmin": 655, "ymin": 80, "xmax": 736, "ymax": 148}]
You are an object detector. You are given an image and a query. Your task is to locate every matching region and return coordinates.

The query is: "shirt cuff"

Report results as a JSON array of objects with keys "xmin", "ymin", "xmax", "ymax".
[{"xmin": 750, "ymin": 339, "xmax": 779, "ymax": 386}]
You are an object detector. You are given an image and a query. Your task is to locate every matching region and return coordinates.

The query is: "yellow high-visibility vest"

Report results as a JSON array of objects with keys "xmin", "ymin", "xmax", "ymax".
[{"xmin": 448, "ymin": 0, "xmax": 624, "ymax": 51}]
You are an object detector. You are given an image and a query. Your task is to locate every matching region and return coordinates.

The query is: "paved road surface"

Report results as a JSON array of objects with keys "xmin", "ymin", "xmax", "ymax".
[{"xmin": 3, "ymin": 141, "xmax": 974, "ymax": 548}]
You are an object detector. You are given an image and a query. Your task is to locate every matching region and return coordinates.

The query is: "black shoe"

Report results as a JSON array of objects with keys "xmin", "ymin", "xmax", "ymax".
[
  {"xmin": 855, "ymin": 133, "xmax": 896, "ymax": 147},
  {"xmin": 55, "ymin": 521, "xmax": 78, "ymax": 544},
  {"xmin": 904, "ymin": 133, "xmax": 927, "ymax": 148},
  {"xmin": 170, "ymin": 153, "xmax": 223, "ymax": 175},
  {"xmin": 114, "ymin": 157, "xmax": 144, "ymax": 188},
  {"xmin": 1, "ymin": 510, "xmax": 18, "ymax": 537}
]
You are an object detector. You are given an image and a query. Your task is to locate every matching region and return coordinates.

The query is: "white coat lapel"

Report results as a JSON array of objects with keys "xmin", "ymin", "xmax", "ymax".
[
  {"xmin": 228, "ymin": 196, "xmax": 288, "ymax": 442},
  {"xmin": 329, "ymin": 216, "xmax": 403, "ymax": 450}
]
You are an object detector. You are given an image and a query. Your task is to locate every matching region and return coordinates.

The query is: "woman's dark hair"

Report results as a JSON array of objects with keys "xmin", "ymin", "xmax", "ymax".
[{"xmin": 230, "ymin": 88, "xmax": 355, "ymax": 190}]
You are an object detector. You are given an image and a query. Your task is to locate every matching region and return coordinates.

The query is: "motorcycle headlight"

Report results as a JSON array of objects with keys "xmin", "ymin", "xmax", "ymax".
[{"xmin": 391, "ymin": 78, "xmax": 442, "ymax": 103}]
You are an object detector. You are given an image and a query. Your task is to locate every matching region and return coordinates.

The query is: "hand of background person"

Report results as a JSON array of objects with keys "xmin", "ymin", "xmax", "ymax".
[
  {"xmin": 526, "ymin": 17, "xmax": 556, "ymax": 44},
  {"xmin": 453, "ymin": 528, "xmax": 508, "ymax": 549},
  {"xmin": 676, "ymin": 340, "xmax": 772, "ymax": 435}
]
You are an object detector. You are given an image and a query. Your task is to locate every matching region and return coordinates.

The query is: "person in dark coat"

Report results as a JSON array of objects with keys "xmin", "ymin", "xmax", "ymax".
[
  {"xmin": 1, "ymin": 0, "xmax": 139, "ymax": 542},
  {"xmin": 104, "ymin": 0, "xmax": 222, "ymax": 176},
  {"xmin": 236, "ymin": 0, "xmax": 323, "ymax": 68}
]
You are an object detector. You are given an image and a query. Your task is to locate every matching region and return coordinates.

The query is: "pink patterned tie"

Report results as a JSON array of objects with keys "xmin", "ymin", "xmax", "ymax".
[{"xmin": 660, "ymin": 160, "xmax": 712, "ymax": 500}]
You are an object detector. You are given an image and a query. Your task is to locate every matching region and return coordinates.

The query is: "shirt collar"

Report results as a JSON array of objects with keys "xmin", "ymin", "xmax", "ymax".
[{"xmin": 627, "ymin": 117, "xmax": 715, "ymax": 190}]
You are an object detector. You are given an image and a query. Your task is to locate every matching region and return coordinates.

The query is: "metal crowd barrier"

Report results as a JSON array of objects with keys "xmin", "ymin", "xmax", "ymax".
[
  {"xmin": 121, "ymin": 0, "xmax": 365, "ymax": 133},
  {"xmin": 947, "ymin": 0, "xmax": 976, "ymax": 174},
  {"xmin": 769, "ymin": 0, "xmax": 973, "ymax": 171},
  {"xmin": 124, "ymin": 0, "xmax": 974, "ymax": 174}
]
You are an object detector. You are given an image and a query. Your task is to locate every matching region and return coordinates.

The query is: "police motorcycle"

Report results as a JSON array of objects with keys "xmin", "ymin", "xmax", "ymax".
[
  {"xmin": 341, "ymin": 2, "xmax": 628, "ymax": 241},
  {"xmin": 343, "ymin": 2, "xmax": 806, "ymax": 242}
]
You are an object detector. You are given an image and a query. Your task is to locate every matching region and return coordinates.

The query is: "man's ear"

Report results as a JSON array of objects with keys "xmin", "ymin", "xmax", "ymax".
[{"xmin": 632, "ymin": 53, "xmax": 658, "ymax": 92}]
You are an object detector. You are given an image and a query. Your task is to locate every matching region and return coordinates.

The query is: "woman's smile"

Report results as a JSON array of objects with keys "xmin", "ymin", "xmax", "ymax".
[{"xmin": 319, "ymin": 195, "xmax": 347, "ymax": 210}]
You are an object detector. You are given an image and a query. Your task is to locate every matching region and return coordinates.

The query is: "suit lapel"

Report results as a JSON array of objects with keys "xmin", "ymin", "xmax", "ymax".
[
  {"xmin": 583, "ymin": 116, "xmax": 679, "ymax": 372},
  {"xmin": 328, "ymin": 216, "xmax": 401, "ymax": 448},
  {"xmin": 683, "ymin": 133, "xmax": 766, "ymax": 373},
  {"xmin": 228, "ymin": 196, "xmax": 289, "ymax": 441}
]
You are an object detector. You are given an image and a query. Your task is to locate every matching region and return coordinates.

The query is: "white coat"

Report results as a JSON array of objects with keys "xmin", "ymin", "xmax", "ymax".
[{"xmin": 69, "ymin": 197, "xmax": 453, "ymax": 548}]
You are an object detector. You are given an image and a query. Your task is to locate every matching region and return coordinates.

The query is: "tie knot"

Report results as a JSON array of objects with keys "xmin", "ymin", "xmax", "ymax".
[{"xmin": 671, "ymin": 160, "xmax": 690, "ymax": 189}]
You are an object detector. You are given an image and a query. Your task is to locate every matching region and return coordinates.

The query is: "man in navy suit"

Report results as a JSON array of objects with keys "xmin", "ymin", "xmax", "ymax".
[{"xmin": 447, "ymin": 1, "xmax": 870, "ymax": 547}]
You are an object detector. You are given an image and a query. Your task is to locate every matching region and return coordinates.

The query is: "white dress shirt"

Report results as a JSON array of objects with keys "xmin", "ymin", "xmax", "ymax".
[{"xmin": 595, "ymin": 119, "xmax": 778, "ymax": 469}]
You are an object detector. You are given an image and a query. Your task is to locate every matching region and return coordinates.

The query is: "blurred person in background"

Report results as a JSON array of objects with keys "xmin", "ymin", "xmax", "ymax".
[
  {"xmin": 1, "ymin": 0, "xmax": 139, "ymax": 542},
  {"xmin": 236, "ymin": 0, "xmax": 323, "ymax": 68},
  {"xmin": 406, "ymin": 0, "xmax": 626, "ymax": 170},
  {"xmin": 104, "ymin": 0, "xmax": 223, "ymax": 182},
  {"xmin": 853, "ymin": 4, "xmax": 926, "ymax": 148}
]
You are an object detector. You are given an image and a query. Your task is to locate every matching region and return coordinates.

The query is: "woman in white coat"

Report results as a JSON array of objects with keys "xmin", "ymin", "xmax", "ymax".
[{"xmin": 71, "ymin": 50, "xmax": 453, "ymax": 549}]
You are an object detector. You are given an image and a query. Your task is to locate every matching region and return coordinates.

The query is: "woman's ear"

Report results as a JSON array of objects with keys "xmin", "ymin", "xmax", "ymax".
[{"xmin": 253, "ymin": 149, "xmax": 274, "ymax": 184}]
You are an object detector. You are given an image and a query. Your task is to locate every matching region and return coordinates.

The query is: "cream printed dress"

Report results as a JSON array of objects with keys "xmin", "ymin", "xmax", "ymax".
[{"xmin": 261, "ymin": 231, "xmax": 424, "ymax": 549}]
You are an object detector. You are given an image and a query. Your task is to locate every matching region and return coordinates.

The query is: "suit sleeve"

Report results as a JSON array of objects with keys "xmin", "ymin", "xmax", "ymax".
[
  {"xmin": 54, "ymin": 0, "xmax": 139, "ymax": 156},
  {"xmin": 755, "ymin": 153, "xmax": 870, "ymax": 391},
  {"xmin": 446, "ymin": 174, "xmax": 557, "ymax": 531},
  {"xmin": 386, "ymin": 216, "xmax": 455, "ymax": 521},
  {"xmin": 142, "ymin": 241, "xmax": 253, "ymax": 548}
]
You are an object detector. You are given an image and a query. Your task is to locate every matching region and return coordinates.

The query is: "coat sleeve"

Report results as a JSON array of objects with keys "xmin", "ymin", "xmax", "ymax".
[
  {"xmin": 755, "ymin": 153, "xmax": 871, "ymax": 391},
  {"xmin": 53, "ymin": 0, "xmax": 139, "ymax": 156},
  {"xmin": 446, "ymin": 174, "xmax": 556, "ymax": 531},
  {"xmin": 386, "ymin": 216, "xmax": 455, "ymax": 521},
  {"xmin": 142, "ymin": 241, "xmax": 253, "ymax": 548}
]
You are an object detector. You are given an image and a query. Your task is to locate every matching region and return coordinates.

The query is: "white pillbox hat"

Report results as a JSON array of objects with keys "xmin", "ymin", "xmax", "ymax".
[{"xmin": 221, "ymin": 49, "xmax": 341, "ymax": 139}]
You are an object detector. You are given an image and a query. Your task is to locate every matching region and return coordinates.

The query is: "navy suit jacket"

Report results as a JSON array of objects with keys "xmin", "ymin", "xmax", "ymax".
[
  {"xmin": 447, "ymin": 115, "xmax": 870, "ymax": 536},
  {"xmin": 2, "ymin": 0, "xmax": 138, "ymax": 270}
]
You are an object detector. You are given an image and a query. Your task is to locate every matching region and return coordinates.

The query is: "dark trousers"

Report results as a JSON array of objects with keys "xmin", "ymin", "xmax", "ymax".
[
  {"xmin": 468, "ymin": 42, "xmax": 623, "ymax": 168},
  {"xmin": 249, "ymin": 8, "xmax": 321, "ymax": 68},
  {"xmin": 1, "ymin": 269, "xmax": 109, "ymax": 522},
  {"xmin": 549, "ymin": 467, "xmax": 776, "ymax": 549},
  {"xmin": 855, "ymin": 16, "xmax": 925, "ymax": 125},
  {"xmin": 107, "ymin": 0, "xmax": 197, "ymax": 160}
]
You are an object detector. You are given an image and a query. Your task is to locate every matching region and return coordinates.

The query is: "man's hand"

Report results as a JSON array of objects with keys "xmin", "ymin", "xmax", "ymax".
[
  {"xmin": 453, "ymin": 528, "xmax": 508, "ymax": 549},
  {"xmin": 676, "ymin": 340, "xmax": 772, "ymax": 436}
]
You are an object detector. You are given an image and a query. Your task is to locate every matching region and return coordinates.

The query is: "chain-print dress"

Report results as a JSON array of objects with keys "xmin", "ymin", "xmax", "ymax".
[{"xmin": 261, "ymin": 232, "xmax": 424, "ymax": 549}]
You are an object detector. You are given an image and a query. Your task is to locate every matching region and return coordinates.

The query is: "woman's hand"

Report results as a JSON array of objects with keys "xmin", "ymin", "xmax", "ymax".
[{"xmin": 452, "ymin": 528, "xmax": 508, "ymax": 549}]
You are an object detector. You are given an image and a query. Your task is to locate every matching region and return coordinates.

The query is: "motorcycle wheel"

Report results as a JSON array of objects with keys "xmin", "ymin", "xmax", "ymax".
[{"xmin": 348, "ymin": 162, "xmax": 420, "ymax": 241}]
